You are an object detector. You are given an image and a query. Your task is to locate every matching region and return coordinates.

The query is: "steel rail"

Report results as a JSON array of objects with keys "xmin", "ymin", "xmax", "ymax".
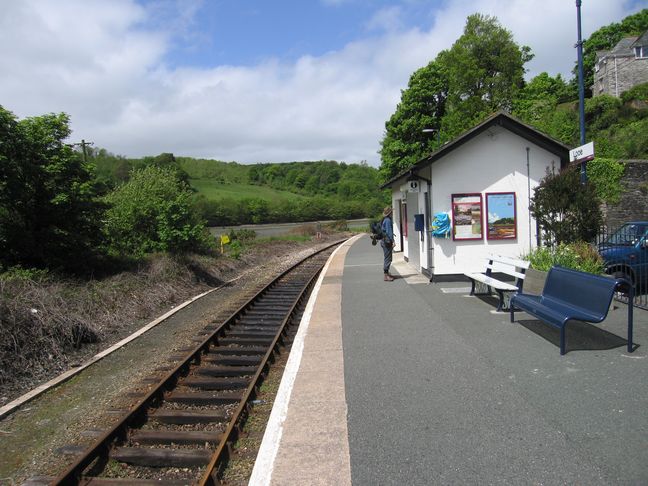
[{"xmin": 51, "ymin": 239, "xmax": 345, "ymax": 485}]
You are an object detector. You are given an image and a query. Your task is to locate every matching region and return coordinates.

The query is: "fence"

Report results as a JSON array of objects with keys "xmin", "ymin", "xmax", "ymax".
[{"xmin": 595, "ymin": 223, "xmax": 648, "ymax": 310}]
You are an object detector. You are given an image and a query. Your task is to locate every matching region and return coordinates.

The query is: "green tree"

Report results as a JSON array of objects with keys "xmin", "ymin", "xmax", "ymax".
[
  {"xmin": 0, "ymin": 106, "xmax": 104, "ymax": 271},
  {"xmin": 530, "ymin": 168, "xmax": 602, "ymax": 246},
  {"xmin": 379, "ymin": 14, "xmax": 532, "ymax": 181},
  {"xmin": 380, "ymin": 60, "xmax": 448, "ymax": 179},
  {"xmin": 438, "ymin": 14, "xmax": 533, "ymax": 138},
  {"xmin": 513, "ymin": 72, "xmax": 573, "ymax": 122},
  {"xmin": 103, "ymin": 165, "xmax": 212, "ymax": 258}
]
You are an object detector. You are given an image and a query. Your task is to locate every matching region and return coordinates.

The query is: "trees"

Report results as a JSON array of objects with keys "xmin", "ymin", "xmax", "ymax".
[
  {"xmin": 103, "ymin": 166, "xmax": 212, "ymax": 258},
  {"xmin": 379, "ymin": 60, "xmax": 448, "ymax": 179},
  {"xmin": 0, "ymin": 106, "xmax": 104, "ymax": 271},
  {"xmin": 438, "ymin": 14, "xmax": 532, "ymax": 139},
  {"xmin": 530, "ymin": 168, "xmax": 602, "ymax": 246},
  {"xmin": 379, "ymin": 14, "xmax": 532, "ymax": 181}
]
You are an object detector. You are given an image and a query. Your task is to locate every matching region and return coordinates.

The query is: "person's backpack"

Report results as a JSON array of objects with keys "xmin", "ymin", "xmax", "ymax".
[{"xmin": 370, "ymin": 221, "xmax": 384, "ymax": 246}]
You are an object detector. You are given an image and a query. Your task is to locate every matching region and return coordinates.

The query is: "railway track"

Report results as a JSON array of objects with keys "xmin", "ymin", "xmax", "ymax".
[{"xmin": 40, "ymin": 240, "xmax": 344, "ymax": 485}]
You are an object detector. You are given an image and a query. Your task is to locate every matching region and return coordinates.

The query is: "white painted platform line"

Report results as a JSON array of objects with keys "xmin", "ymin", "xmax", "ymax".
[{"xmin": 248, "ymin": 234, "xmax": 360, "ymax": 486}]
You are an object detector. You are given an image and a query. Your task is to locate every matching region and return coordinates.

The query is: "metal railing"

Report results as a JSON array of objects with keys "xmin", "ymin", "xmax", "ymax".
[{"xmin": 595, "ymin": 223, "xmax": 648, "ymax": 310}]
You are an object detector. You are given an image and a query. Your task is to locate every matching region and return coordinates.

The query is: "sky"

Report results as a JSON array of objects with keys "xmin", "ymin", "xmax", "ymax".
[{"xmin": 1, "ymin": 0, "xmax": 646, "ymax": 166}]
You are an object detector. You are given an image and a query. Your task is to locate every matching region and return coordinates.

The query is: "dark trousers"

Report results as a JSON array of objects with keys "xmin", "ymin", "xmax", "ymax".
[{"xmin": 381, "ymin": 242, "xmax": 393, "ymax": 274}]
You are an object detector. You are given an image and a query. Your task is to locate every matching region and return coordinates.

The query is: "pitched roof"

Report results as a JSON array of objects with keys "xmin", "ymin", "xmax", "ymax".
[
  {"xmin": 610, "ymin": 36, "xmax": 640, "ymax": 57},
  {"xmin": 631, "ymin": 30, "xmax": 648, "ymax": 48},
  {"xmin": 381, "ymin": 111, "xmax": 570, "ymax": 189}
]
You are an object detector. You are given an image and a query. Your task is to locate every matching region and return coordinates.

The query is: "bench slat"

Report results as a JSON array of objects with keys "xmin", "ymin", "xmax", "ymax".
[
  {"xmin": 483, "ymin": 264, "xmax": 526, "ymax": 280},
  {"xmin": 487, "ymin": 255, "xmax": 530, "ymax": 269},
  {"xmin": 465, "ymin": 273, "xmax": 518, "ymax": 291}
]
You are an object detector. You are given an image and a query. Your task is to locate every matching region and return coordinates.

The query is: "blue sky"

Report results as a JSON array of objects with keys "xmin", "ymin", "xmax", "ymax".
[
  {"xmin": 146, "ymin": 1, "xmax": 448, "ymax": 67},
  {"xmin": 0, "ymin": 0, "xmax": 645, "ymax": 166}
]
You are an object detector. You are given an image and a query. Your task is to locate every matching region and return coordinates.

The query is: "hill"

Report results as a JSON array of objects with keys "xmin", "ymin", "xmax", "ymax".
[{"xmin": 90, "ymin": 153, "xmax": 388, "ymax": 226}]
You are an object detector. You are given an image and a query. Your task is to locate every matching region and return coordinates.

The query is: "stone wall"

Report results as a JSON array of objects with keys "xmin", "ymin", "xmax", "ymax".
[
  {"xmin": 595, "ymin": 57, "xmax": 648, "ymax": 97},
  {"xmin": 602, "ymin": 160, "xmax": 648, "ymax": 230}
]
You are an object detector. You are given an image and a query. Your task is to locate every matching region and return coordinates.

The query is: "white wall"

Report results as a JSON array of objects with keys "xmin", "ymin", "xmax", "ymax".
[
  {"xmin": 428, "ymin": 127, "xmax": 559, "ymax": 275},
  {"xmin": 394, "ymin": 125, "xmax": 562, "ymax": 276}
]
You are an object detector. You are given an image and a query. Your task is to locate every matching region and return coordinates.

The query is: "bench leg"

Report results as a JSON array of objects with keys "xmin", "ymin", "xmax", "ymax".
[
  {"xmin": 470, "ymin": 279, "xmax": 475, "ymax": 296},
  {"xmin": 495, "ymin": 290, "xmax": 504, "ymax": 312},
  {"xmin": 510, "ymin": 306, "xmax": 515, "ymax": 323},
  {"xmin": 628, "ymin": 286, "xmax": 634, "ymax": 353},
  {"xmin": 560, "ymin": 326, "xmax": 566, "ymax": 355}
]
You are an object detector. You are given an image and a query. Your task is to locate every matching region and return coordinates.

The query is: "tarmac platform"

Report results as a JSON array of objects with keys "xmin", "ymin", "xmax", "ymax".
[{"xmin": 249, "ymin": 234, "xmax": 648, "ymax": 485}]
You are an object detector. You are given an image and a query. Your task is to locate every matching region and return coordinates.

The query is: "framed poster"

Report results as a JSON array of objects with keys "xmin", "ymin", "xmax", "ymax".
[
  {"xmin": 451, "ymin": 193, "xmax": 483, "ymax": 240},
  {"xmin": 486, "ymin": 192, "xmax": 517, "ymax": 240}
]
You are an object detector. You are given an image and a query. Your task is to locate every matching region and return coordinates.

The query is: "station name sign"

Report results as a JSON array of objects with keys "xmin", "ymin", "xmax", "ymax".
[{"xmin": 569, "ymin": 141, "xmax": 595, "ymax": 163}]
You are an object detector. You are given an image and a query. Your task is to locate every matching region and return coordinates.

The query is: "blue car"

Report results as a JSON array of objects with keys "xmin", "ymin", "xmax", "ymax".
[{"xmin": 599, "ymin": 221, "xmax": 648, "ymax": 289}]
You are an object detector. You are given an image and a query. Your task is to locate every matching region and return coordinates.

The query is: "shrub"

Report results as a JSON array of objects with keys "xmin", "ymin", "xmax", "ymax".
[
  {"xmin": 103, "ymin": 166, "xmax": 213, "ymax": 258},
  {"xmin": 530, "ymin": 167, "xmax": 602, "ymax": 245},
  {"xmin": 228, "ymin": 229, "xmax": 257, "ymax": 243},
  {"xmin": 228, "ymin": 240, "xmax": 242, "ymax": 260},
  {"xmin": 524, "ymin": 242, "xmax": 604, "ymax": 274}
]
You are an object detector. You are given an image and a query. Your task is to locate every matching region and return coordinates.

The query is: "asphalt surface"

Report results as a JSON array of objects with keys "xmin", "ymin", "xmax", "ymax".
[{"xmin": 342, "ymin": 236, "xmax": 647, "ymax": 485}]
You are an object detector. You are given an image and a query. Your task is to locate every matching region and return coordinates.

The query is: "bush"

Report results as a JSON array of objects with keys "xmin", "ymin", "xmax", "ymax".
[
  {"xmin": 530, "ymin": 167, "xmax": 602, "ymax": 245},
  {"xmin": 103, "ymin": 166, "xmax": 213, "ymax": 258},
  {"xmin": 524, "ymin": 242, "xmax": 604, "ymax": 274},
  {"xmin": 228, "ymin": 229, "xmax": 257, "ymax": 243}
]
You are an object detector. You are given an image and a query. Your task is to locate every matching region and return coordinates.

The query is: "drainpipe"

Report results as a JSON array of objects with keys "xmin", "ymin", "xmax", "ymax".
[
  {"xmin": 526, "ymin": 147, "xmax": 532, "ymax": 252},
  {"xmin": 614, "ymin": 57, "xmax": 619, "ymax": 98}
]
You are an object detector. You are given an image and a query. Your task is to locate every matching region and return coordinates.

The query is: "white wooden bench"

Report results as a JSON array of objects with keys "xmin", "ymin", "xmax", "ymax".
[{"xmin": 465, "ymin": 255, "xmax": 530, "ymax": 311}]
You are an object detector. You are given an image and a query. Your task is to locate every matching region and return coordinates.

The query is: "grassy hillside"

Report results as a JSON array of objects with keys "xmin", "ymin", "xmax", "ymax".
[{"xmin": 189, "ymin": 179, "xmax": 306, "ymax": 202}]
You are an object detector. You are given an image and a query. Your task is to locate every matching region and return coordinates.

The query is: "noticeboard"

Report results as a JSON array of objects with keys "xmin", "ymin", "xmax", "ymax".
[{"xmin": 451, "ymin": 193, "xmax": 482, "ymax": 241}]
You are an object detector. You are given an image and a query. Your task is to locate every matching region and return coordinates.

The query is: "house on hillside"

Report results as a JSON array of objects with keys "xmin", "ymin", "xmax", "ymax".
[
  {"xmin": 381, "ymin": 112, "xmax": 569, "ymax": 278},
  {"xmin": 594, "ymin": 30, "xmax": 648, "ymax": 97}
]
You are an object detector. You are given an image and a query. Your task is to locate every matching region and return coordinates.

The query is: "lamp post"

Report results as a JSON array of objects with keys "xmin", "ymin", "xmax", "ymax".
[{"xmin": 576, "ymin": 0, "xmax": 587, "ymax": 183}]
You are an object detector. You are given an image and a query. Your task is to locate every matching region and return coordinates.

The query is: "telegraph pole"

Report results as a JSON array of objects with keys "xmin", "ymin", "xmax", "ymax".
[
  {"xmin": 576, "ymin": 0, "xmax": 587, "ymax": 183},
  {"xmin": 69, "ymin": 139, "xmax": 94, "ymax": 162}
]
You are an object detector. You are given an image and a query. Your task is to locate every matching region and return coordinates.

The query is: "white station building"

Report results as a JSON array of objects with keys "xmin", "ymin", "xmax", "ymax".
[{"xmin": 382, "ymin": 112, "xmax": 570, "ymax": 279}]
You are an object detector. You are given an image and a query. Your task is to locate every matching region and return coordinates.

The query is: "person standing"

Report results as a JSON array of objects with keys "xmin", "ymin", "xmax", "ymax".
[{"xmin": 381, "ymin": 206, "xmax": 395, "ymax": 281}]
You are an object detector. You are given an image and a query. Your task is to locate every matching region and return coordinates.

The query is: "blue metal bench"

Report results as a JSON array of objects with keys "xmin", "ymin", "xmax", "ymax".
[{"xmin": 510, "ymin": 266, "xmax": 634, "ymax": 355}]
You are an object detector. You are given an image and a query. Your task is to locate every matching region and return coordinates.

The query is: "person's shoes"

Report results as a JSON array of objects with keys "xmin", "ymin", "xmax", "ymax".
[{"xmin": 384, "ymin": 274, "xmax": 394, "ymax": 281}]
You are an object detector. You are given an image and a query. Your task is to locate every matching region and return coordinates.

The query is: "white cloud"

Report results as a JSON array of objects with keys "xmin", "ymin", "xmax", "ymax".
[
  {"xmin": 365, "ymin": 6, "xmax": 405, "ymax": 33},
  {"xmin": 0, "ymin": 0, "xmax": 642, "ymax": 166}
]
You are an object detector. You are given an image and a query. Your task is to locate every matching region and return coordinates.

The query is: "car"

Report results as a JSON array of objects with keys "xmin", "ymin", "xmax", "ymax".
[{"xmin": 598, "ymin": 221, "xmax": 648, "ymax": 289}]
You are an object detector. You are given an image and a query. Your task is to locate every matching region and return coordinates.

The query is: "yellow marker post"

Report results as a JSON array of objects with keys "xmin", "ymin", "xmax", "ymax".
[{"xmin": 220, "ymin": 234, "xmax": 230, "ymax": 254}]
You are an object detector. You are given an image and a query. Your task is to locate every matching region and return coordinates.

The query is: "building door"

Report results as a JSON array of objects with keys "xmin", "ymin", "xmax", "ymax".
[{"xmin": 406, "ymin": 192, "xmax": 419, "ymax": 270}]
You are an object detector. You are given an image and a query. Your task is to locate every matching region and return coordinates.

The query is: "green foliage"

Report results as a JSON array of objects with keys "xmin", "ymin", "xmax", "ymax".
[
  {"xmin": 228, "ymin": 240, "xmax": 242, "ymax": 260},
  {"xmin": 0, "ymin": 106, "xmax": 104, "ymax": 272},
  {"xmin": 91, "ymin": 154, "xmax": 387, "ymax": 225},
  {"xmin": 621, "ymin": 81, "xmax": 648, "ymax": 104},
  {"xmin": 103, "ymin": 166, "xmax": 212, "ymax": 258},
  {"xmin": 380, "ymin": 60, "xmax": 448, "ymax": 179},
  {"xmin": 0, "ymin": 266, "xmax": 50, "ymax": 282},
  {"xmin": 379, "ymin": 13, "xmax": 533, "ymax": 180},
  {"xmin": 524, "ymin": 242, "xmax": 604, "ymax": 274},
  {"xmin": 513, "ymin": 73, "xmax": 574, "ymax": 122},
  {"xmin": 228, "ymin": 229, "xmax": 257, "ymax": 243},
  {"xmin": 587, "ymin": 158, "xmax": 625, "ymax": 204},
  {"xmin": 438, "ymin": 14, "xmax": 532, "ymax": 132},
  {"xmin": 530, "ymin": 168, "xmax": 602, "ymax": 246}
]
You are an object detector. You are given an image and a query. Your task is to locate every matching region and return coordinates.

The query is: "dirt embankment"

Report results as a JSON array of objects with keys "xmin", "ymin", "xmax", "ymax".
[{"xmin": 0, "ymin": 235, "xmax": 345, "ymax": 407}]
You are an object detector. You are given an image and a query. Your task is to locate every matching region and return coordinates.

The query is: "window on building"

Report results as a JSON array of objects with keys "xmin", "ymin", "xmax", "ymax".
[{"xmin": 635, "ymin": 46, "xmax": 647, "ymax": 59}]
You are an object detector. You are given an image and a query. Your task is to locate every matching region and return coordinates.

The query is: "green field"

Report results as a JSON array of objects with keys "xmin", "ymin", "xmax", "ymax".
[{"xmin": 189, "ymin": 179, "xmax": 307, "ymax": 202}]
